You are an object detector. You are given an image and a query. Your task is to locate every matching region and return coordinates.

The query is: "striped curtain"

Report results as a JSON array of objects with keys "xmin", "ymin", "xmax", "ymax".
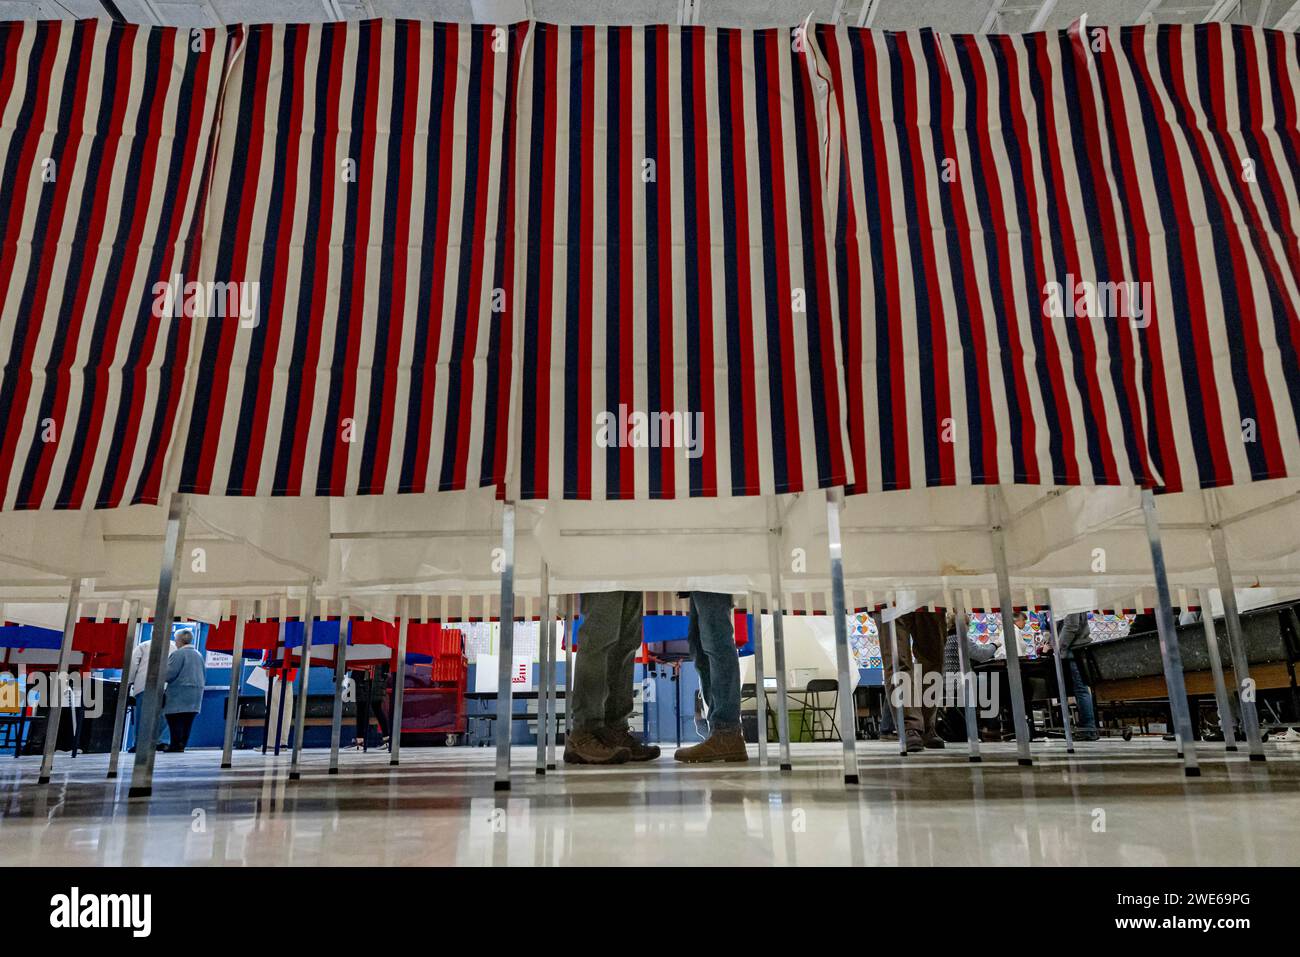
[
  {"xmin": 175, "ymin": 20, "xmax": 524, "ymax": 497},
  {"xmin": 0, "ymin": 19, "xmax": 227, "ymax": 509},
  {"xmin": 509, "ymin": 24, "xmax": 853, "ymax": 499},
  {"xmin": 818, "ymin": 20, "xmax": 1300, "ymax": 495}
]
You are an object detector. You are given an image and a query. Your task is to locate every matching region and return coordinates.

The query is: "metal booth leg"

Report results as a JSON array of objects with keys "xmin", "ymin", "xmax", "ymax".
[
  {"xmin": 1198, "ymin": 587, "xmax": 1239, "ymax": 753},
  {"xmin": 765, "ymin": 508, "xmax": 793, "ymax": 772},
  {"xmin": 390, "ymin": 597, "xmax": 410, "ymax": 766},
  {"xmin": 220, "ymin": 600, "xmax": 249, "ymax": 770},
  {"xmin": 128, "ymin": 492, "xmax": 190, "ymax": 799},
  {"xmin": 106, "ymin": 600, "xmax": 140, "ymax": 779},
  {"xmin": 1046, "ymin": 612, "xmax": 1076, "ymax": 754},
  {"xmin": 952, "ymin": 598, "xmax": 981, "ymax": 763},
  {"xmin": 494, "ymin": 503, "xmax": 517, "ymax": 791},
  {"xmin": 989, "ymin": 490, "xmax": 1033, "ymax": 766},
  {"xmin": 536, "ymin": 563, "xmax": 551, "ymax": 776},
  {"xmin": 289, "ymin": 582, "xmax": 318, "ymax": 781},
  {"xmin": 1141, "ymin": 490, "xmax": 1200, "ymax": 777},
  {"xmin": 748, "ymin": 591, "xmax": 770, "ymax": 767},
  {"xmin": 825, "ymin": 489, "xmax": 859, "ymax": 785},
  {"xmin": 328, "ymin": 599, "xmax": 351, "ymax": 774},
  {"xmin": 37, "ymin": 578, "xmax": 83, "ymax": 785},
  {"xmin": 1208, "ymin": 526, "xmax": 1266, "ymax": 762}
]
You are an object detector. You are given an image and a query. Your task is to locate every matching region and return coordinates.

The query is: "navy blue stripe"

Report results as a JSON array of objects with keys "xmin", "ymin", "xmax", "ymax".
[
  {"xmin": 681, "ymin": 29, "xmax": 705, "ymax": 496},
  {"xmin": 645, "ymin": 26, "xmax": 663, "ymax": 498},
  {"xmin": 604, "ymin": 26, "xmax": 622, "ymax": 497},
  {"xmin": 521, "ymin": 24, "xmax": 549, "ymax": 498},
  {"xmin": 562, "ymin": 26, "xmax": 584, "ymax": 499}
]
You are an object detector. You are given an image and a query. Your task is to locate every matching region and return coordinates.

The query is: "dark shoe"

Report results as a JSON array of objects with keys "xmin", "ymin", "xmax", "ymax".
[
  {"xmin": 922, "ymin": 733, "xmax": 946, "ymax": 750},
  {"xmin": 904, "ymin": 730, "xmax": 925, "ymax": 753},
  {"xmin": 674, "ymin": 729, "xmax": 749, "ymax": 763},
  {"xmin": 598, "ymin": 726, "xmax": 661, "ymax": 762},
  {"xmin": 564, "ymin": 729, "xmax": 631, "ymax": 766},
  {"xmin": 1074, "ymin": 728, "xmax": 1100, "ymax": 742}
]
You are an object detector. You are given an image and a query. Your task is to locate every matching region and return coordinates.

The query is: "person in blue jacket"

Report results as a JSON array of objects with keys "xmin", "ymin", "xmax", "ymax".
[{"xmin": 161, "ymin": 629, "xmax": 205, "ymax": 753}]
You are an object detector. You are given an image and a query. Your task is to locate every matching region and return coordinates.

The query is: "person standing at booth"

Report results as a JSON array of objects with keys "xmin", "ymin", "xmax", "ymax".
[
  {"xmin": 565, "ymin": 591, "xmax": 660, "ymax": 765},
  {"xmin": 160, "ymin": 630, "xmax": 205, "ymax": 754},
  {"xmin": 880, "ymin": 609, "xmax": 948, "ymax": 753},
  {"xmin": 674, "ymin": 592, "xmax": 747, "ymax": 764}
]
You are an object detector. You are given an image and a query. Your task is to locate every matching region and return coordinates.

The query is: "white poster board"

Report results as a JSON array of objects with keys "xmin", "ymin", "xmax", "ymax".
[{"xmin": 475, "ymin": 655, "xmax": 533, "ymax": 693}]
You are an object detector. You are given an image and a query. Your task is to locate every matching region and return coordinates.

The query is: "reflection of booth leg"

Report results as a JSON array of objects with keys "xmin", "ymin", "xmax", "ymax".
[
  {"xmin": 826, "ymin": 490, "xmax": 858, "ymax": 785},
  {"xmin": 748, "ymin": 591, "xmax": 769, "ymax": 767},
  {"xmin": 289, "ymin": 581, "xmax": 318, "ymax": 781},
  {"xmin": 546, "ymin": 597, "xmax": 559, "ymax": 770},
  {"xmin": 564, "ymin": 595, "xmax": 575, "ymax": 740},
  {"xmin": 1208, "ymin": 526, "xmax": 1266, "ymax": 762},
  {"xmin": 220, "ymin": 600, "xmax": 249, "ymax": 770},
  {"xmin": 766, "ymin": 506, "xmax": 793, "ymax": 772},
  {"xmin": 390, "ymin": 598, "xmax": 410, "ymax": 766},
  {"xmin": 536, "ymin": 563, "xmax": 551, "ymax": 776},
  {"xmin": 128, "ymin": 492, "xmax": 189, "ymax": 799},
  {"xmin": 1141, "ymin": 490, "xmax": 1200, "ymax": 777},
  {"xmin": 106, "ymin": 600, "xmax": 140, "ymax": 779},
  {"xmin": 494, "ymin": 504, "xmax": 517, "ymax": 791},
  {"xmin": 273, "ymin": 619, "xmax": 288, "ymax": 756},
  {"xmin": 328, "ymin": 599, "xmax": 350, "ymax": 775},
  {"xmin": 1046, "ymin": 613, "xmax": 1075, "ymax": 754},
  {"xmin": 989, "ymin": 489, "xmax": 1032, "ymax": 766},
  {"xmin": 1198, "ymin": 587, "xmax": 1239, "ymax": 753},
  {"xmin": 952, "ymin": 599, "xmax": 981, "ymax": 763},
  {"xmin": 37, "ymin": 578, "xmax": 83, "ymax": 785}
]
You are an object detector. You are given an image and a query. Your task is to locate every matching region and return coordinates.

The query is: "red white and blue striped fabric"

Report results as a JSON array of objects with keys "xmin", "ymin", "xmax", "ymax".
[
  {"xmin": 175, "ymin": 20, "xmax": 525, "ymax": 497},
  {"xmin": 0, "ymin": 19, "xmax": 227, "ymax": 509},
  {"xmin": 1083, "ymin": 22, "xmax": 1300, "ymax": 492},
  {"xmin": 510, "ymin": 24, "xmax": 853, "ymax": 499},
  {"xmin": 818, "ymin": 20, "xmax": 1300, "ymax": 494}
]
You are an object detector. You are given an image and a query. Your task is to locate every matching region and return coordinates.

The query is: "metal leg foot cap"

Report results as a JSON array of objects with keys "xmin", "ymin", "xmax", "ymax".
[
  {"xmin": 493, "ymin": 780, "xmax": 510, "ymax": 792},
  {"xmin": 37, "ymin": 776, "xmax": 50, "ymax": 785},
  {"xmin": 535, "ymin": 768, "xmax": 545, "ymax": 776},
  {"xmin": 843, "ymin": 774, "xmax": 859, "ymax": 785},
  {"xmin": 968, "ymin": 756, "xmax": 982, "ymax": 763},
  {"xmin": 105, "ymin": 771, "xmax": 118, "ymax": 779},
  {"xmin": 1225, "ymin": 745, "xmax": 1238, "ymax": 752},
  {"xmin": 1017, "ymin": 758, "xmax": 1033, "ymax": 767},
  {"xmin": 220, "ymin": 763, "xmax": 232, "ymax": 770},
  {"xmin": 127, "ymin": 786, "xmax": 151, "ymax": 798},
  {"xmin": 389, "ymin": 760, "xmax": 399, "ymax": 767},
  {"xmin": 1184, "ymin": 767, "xmax": 1202, "ymax": 777},
  {"xmin": 546, "ymin": 764, "xmax": 556, "ymax": 771},
  {"xmin": 1066, "ymin": 748, "xmax": 1075, "ymax": 755},
  {"xmin": 1249, "ymin": 753, "xmax": 1267, "ymax": 763},
  {"xmin": 328, "ymin": 767, "xmax": 338, "ymax": 775},
  {"xmin": 288, "ymin": 771, "xmax": 301, "ymax": 781},
  {"xmin": 779, "ymin": 763, "xmax": 793, "ymax": 772}
]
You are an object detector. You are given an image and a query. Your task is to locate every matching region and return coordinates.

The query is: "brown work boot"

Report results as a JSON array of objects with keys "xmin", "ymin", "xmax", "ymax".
[
  {"xmin": 674, "ymin": 728, "xmax": 749, "ymax": 763},
  {"xmin": 564, "ymin": 729, "xmax": 631, "ymax": 766},
  {"xmin": 904, "ymin": 730, "xmax": 925, "ymax": 753},
  {"xmin": 597, "ymin": 726, "xmax": 661, "ymax": 762}
]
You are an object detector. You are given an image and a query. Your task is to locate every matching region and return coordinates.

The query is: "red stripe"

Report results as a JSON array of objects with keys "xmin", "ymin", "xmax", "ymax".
[
  {"xmin": 576, "ymin": 24, "xmax": 594, "ymax": 499},
  {"xmin": 690, "ymin": 28, "xmax": 717, "ymax": 496}
]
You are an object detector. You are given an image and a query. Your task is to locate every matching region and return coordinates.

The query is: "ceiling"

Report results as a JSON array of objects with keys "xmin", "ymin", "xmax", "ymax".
[{"xmin": 5, "ymin": 1, "xmax": 1298, "ymax": 32}]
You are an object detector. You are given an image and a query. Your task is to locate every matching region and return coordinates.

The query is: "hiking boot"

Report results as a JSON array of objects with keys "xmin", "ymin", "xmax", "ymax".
[
  {"xmin": 674, "ymin": 728, "xmax": 749, "ymax": 763},
  {"xmin": 922, "ymin": 733, "xmax": 946, "ymax": 750},
  {"xmin": 564, "ymin": 729, "xmax": 631, "ymax": 766},
  {"xmin": 904, "ymin": 730, "xmax": 925, "ymax": 753},
  {"xmin": 598, "ymin": 726, "xmax": 661, "ymax": 762}
]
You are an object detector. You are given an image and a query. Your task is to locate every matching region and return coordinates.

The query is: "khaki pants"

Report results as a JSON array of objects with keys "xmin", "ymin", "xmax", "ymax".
[{"xmin": 879, "ymin": 610, "xmax": 947, "ymax": 738}]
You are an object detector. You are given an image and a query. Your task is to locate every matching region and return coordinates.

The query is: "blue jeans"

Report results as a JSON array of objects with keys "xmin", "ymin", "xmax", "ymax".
[
  {"xmin": 686, "ymin": 592, "xmax": 740, "ymax": 732},
  {"xmin": 1066, "ymin": 658, "xmax": 1096, "ymax": 730}
]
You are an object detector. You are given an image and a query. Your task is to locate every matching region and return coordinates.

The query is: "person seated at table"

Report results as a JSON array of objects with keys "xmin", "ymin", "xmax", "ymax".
[
  {"xmin": 565, "ymin": 591, "xmax": 660, "ymax": 766},
  {"xmin": 879, "ymin": 609, "xmax": 948, "ymax": 752},
  {"xmin": 674, "ymin": 592, "xmax": 747, "ymax": 763},
  {"xmin": 1054, "ymin": 612, "xmax": 1099, "ymax": 742}
]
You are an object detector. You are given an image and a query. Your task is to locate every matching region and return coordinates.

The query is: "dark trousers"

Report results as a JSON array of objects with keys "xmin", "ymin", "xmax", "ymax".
[
  {"xmin": 879, "ymin": 611, "xmax": 946, "ymax": 737},
  {"xmin": 572, "ymin": 591, "xmax": 644, "ymax": 733},
  {"xmin": 164, "ymin": 712, "xmax": 197, "ymax": 753}
]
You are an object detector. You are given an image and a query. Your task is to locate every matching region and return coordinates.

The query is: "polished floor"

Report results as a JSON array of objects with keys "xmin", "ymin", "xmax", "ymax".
[{"xmin": 1, "ymin": 739, "xmax": 1297, "ymax": 866}]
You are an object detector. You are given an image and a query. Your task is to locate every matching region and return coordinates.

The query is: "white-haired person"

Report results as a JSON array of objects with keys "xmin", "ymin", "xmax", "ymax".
[{"xmin": 160, "ymin": 629, "xmax": 205, "ymax": 754}]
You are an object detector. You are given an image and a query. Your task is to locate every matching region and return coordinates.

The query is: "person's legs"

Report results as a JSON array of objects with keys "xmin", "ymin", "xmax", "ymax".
[
  {"xmin": 172, "ymin": 712, "xmax": 196, "ymax": 752},
  {"xmin": 355, "ymin": 684, "xmax": 371, "ymax": 744},
  {"xmin": 880, "ymin": 613, "xmax": 923, "ymax": 747},
  {"xmin": 564, "ymin": 593, "xmax": 632, "ymax": 765},
  {"xmin": 911, "ymin": 611, "xmax": 947, "ymax": 747},
  {"xmin": 1067, "ymin": 657, "xmax": 1097, "ymax": 733},
  {"xmin": 675, "ymin": 593, "xmax": 746, "ymax": 763},
  {"xmin": 603, "ymin": 591, "xmax": 644, "ymax": 730},
  {"xmin": 686, "ymin": 597, "xmax": 713, "ymax": 717}
]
